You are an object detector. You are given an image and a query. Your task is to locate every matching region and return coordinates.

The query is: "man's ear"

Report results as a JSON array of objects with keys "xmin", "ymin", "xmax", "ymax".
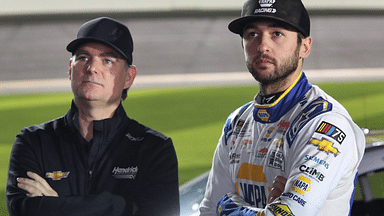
[
  {"xmin": 300, "ymin": 36, "xmax": 312, "ymax": 59},
  {"xmin": 124, "ymin": 65, "xmax": 137, "ymax": 89}
]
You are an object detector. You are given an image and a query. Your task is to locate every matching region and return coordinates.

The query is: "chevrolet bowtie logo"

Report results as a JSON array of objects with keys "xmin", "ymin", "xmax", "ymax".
[
  {"xmin": 309, "ymin": 138, "xmax": 339, "ymax": 157},
  {"xmin": 46, "ymin": 171, "xmax": 70, "ymax": 180}
]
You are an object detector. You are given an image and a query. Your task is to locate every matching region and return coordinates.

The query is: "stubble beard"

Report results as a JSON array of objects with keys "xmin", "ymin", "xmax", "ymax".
[{"xmin": 247, "ymin": 45, "xmax": 301, "ymax": 86}]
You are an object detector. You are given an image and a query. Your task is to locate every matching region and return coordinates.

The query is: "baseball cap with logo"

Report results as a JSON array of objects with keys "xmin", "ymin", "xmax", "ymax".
[
  {"xmin": 228, "ymin": 0, "xmax": 310, "ymax": 37},
  {"xmin": 67, "ymin": 17, "xmax": 134, "ymax": 65}
]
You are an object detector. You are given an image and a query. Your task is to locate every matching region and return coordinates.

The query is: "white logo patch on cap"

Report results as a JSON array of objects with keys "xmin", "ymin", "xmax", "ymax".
[{"xmin": 255, "ymin": 0, "xmax": 277, "ymax": 14}]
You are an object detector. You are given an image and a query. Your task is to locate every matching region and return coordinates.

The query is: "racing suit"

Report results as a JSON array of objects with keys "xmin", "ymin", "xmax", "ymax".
[
  {"xmin": 199, "ymin": 72, "xmax": 365, "ymax": 216},
  {"xmin": 6, "ymin": 102, "xmax": 180, "ymax": 216}
]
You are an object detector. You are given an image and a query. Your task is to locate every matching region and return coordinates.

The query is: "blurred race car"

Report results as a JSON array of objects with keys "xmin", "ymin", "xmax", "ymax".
[{"xmin": 179, "ymin": 129, "xmax": 384, "ymax": 216}]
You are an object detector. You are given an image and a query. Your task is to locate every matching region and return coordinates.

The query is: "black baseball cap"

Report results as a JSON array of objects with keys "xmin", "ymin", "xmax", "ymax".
[
  {"xmin": 67, "ymin": 17, "xmax": 134, "ymax": 65},
  {"xmin": 228, "ymin": 0, "xmax": 310, "ymax": 37}
]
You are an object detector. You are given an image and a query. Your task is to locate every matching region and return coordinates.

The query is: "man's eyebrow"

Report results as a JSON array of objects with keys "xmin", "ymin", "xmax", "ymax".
[
  {"xmin": 243, "ymin": 22, "xmax": 294, "ymax": 31},
  {"xmin": 100, "ymin": 51, "xmax": 122, "ymax": 59},
  {"xmin": 74, "ymin": 49, "xmax": 89, "ymax": 56},
  {"xmin": 270, "ymin": 23, "xmax": 293, "ymax": 30},
  {"xmin": 74, "ymin": 50, "xmax": 123, "ymax": 59}
]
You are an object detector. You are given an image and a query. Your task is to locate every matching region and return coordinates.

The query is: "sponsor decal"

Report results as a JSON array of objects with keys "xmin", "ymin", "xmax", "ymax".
[
  {"xmin": 261, "ymin": 127, "xmax": 275, "ymax": 142},
  {"xmin": 255, "ymin": 0, "xmax": 277, "ymax": 14},
  {"xmin": 217, "ymin": 205, "xmax": 223, "ymax": 214},
  {"xmin": 234, "ymin": 119, "xmax": 252, "ymax": 138},
  {"xmin": 277, "ymin": 120, "xmax": 290, "ymax": 134},
  {"xmin": 255, "ymin": 148, "xmax": 268, "ymax": 158},
  {"xmin": 234, "ymin": 119, "xmax": 245, "ymax": 135},
  {"xmin": 112, "ymin": 166, "xmax": 138, "ymax": 179},
  {"xmin": 316, "ymin": 121, "xmax": 346, "ymax": 144},
  {"xmin": 282, "ymin": 192, "xmax": 306, "ymax": 207},
  {"xmin": 230, "ymin": 153, "xmax": 241, "ymax": 164},
  {"xmin": 259, "ymin": 0, "xmax": 275, "ymax": 7},
  {"xmin": 257, "ymin": 109, "xmax": 270, "ymax": 122},
  {"xmin": 268, "ymin": 150, "xmax": 285, "ymax": 171},
  {"xmin": 267, "ymin": 139, "xmax": 285, "ymax": 171},
  {"xmin": 269, "ymin": 204, "xmax": 295, "ymax": 216},
  {"xmin": 309, "ymin": 138, "xmax": 339, "ymax": 157},
  {"xmin": 46, "ymin": 171, "xmax": 70, "ymax": 180},
  {"xmin": 287, "ymin": 97, "xmax": 332, "ymax": 147},
  {"xmin": 304, "ymin": 155, "xmax": 329, "ymax": 169},
  {"xmin": 299, "ymin": 96, "xmax": 308, "ymax": 106},
  {"xmin": 236, "ymin": 163, "xmax": 270, "ymax": 208},
  {"xmin": 126, "ymin": 133, "xmax": 144, "ymax": 141},
  {"xmin": 292, "ymin": 176, "xmax": 311, "ymax": 195},
  {"xmin": 299, "ymin": 165, "xmax": 325, "ymax": 182},
  {"xmin": 238, "ymin": 182, "xmax": 268, "ymax": 208},
  {"xmin": 241, "ymin": 139, "xmax": 253, "ymax": 145},
  {"xmin": 237, "ymin": 163, "xmax": 267, "ymax": 183}
]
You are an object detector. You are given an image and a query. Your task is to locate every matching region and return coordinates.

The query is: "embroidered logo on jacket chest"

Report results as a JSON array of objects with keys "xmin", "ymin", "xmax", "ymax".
[{"xmin": 112, "ymin": 166, "xmax": 138, "ymax": 179}]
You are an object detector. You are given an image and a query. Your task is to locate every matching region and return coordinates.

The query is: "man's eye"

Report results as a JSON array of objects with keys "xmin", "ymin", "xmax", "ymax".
[
  {"xmin": 274, "ymin": 32, "xmax": 283, "ymax": 37},
  {"xmin": 77, "ymin": 56, "xmax": 87, "ymax": 61},
  {"xmin": 249, "ymin": 32, "xmax": 257, "ymax": 37},
  {"xmin": 104, "ymin": 59, "xmax": 113, "ymax": 64}
]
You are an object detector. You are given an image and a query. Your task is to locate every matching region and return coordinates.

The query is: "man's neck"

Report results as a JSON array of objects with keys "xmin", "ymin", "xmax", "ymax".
[{"xmin": 74, "ymin": 99, "xmax": 120, "ymax": 141}]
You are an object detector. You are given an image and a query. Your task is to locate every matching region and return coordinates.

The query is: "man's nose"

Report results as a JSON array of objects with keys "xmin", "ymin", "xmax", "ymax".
[
  {"xmin": 257, "ymin": 35, "xmax": 271, "ymax": 53},
  {"xmin": 87, "ymin": 58, "xmax": 101, "ymax": 74}
]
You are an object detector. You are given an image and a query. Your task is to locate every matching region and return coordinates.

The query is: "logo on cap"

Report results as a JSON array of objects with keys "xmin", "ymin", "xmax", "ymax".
[
  {"xmin": 255, "ymin": 0, "xmax": 277, "ymax": 14},
  {"xmin": 259, "ymin": 0, "xmax": 275, "ymax": 7}
]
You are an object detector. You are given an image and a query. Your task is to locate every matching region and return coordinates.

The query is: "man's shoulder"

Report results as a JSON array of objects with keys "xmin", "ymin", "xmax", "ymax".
[
  {"xmin": 125, "ymin": 117, "xmax": 171, "ymax": 144},
  {"xmin": 20, "ymin": 115, "xmax": 66, "ymax": 135}
]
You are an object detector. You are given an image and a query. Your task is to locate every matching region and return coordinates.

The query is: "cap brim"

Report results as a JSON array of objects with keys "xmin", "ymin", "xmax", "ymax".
[
  {"xmin": 228, "ymin": 15, "xmax": 305, "ymax": 36},
  {"xmin": 66, "ymin": 38, "xmax": 130, "ymax": 62}
]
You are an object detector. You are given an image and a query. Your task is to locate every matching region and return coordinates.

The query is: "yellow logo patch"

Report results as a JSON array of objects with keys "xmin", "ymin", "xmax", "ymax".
[
  {"xmin": 46, "ymin": 171, "xmax": 70, "ymax": 180},
  {"xmin": 292, "ymin": 176, "xmax": 311, "ymax": 195},
  {"xmin": 269, "ymin": 204, "xmax": 295, "ymax": 216},
  {"xmin": 309, "ymin": 138, "xmax": 339, "ymax": 156},
  {"xmin": 237, "ymin": 163, "xmax": 267, "ymax": 183},
  {"xmin": 257, "ymin": 109, "xmax": 270, "ymax": 122}
]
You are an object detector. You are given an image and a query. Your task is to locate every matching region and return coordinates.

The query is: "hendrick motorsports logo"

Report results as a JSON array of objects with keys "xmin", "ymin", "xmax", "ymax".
[{"xmin": 112, "ymin": 166, "xmax": 138, "ymax": 179}]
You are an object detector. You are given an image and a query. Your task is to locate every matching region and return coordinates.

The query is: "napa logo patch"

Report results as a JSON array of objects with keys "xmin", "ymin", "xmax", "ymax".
[
  {"xmin": 309, "ymin": 138, "xmax": 340, "ymax": 157},
  {"xmin": 269, "ymin": 204, "xmax": 295, "ymax": 216},
  {"xmin": 255, "ymin": 0, "xmax": 277, "ymax": 14},
  {"xmin": 236, "ymin": 163, "xmax": 270, "ymax": 208},
  {"xmin": 316, "ymin": 121, "xmax": 346, "ymax": 144},
  {"xmin": 46, "ymin": 171, "xmax": 70, "ymax": 180},
  {"xmin": 292, "ymin": 176, "xmax": 311, "ymax": 195},
  {"xmin": 257, "ymin": 109, "xmax": 270, "ymax": 122}
]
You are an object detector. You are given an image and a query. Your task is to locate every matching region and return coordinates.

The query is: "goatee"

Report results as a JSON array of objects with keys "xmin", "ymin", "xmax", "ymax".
[{"xmin": 247, "ymin": 45, "xmax": 300, "ymax": 85}]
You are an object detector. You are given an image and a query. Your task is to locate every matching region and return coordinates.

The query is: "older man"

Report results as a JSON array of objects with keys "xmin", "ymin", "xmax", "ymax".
[{"xmin": 6, "ymin": 17, "xmax": 179, "ymax": 216}]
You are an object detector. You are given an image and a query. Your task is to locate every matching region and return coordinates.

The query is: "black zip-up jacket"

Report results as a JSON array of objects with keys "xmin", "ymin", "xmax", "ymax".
[{"xmin": 6, "ymin": 102, "xmax": 180, "ymax": 216}]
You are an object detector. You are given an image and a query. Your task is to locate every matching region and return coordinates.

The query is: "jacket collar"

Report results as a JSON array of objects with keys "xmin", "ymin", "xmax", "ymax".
[
  {"xmin": 65, "ymin": 101, "xmax": 128, "ymax": 142},
  {"xmin": 253, "ymin": 71, "xmax": 312, "ymax": 123}
]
